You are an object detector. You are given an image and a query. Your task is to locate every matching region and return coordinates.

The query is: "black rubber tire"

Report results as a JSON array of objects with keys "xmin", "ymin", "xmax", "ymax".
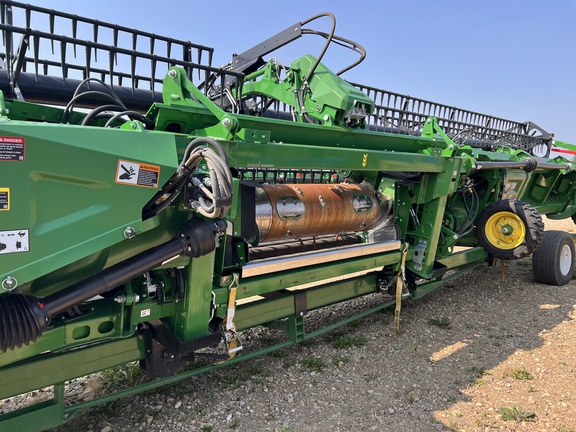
[
  {"xmin": 477, "ymin": 200, "xmax": 544, "ymax": 260},
  {"xmin": 532, "ymin": 230, "xmax": 575, "ymax": 286}
]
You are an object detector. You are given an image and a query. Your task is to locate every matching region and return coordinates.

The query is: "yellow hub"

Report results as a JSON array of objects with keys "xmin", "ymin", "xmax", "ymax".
[{"xmin": 484, "ymin": 211, "xmax": 525, "ymax": 249}]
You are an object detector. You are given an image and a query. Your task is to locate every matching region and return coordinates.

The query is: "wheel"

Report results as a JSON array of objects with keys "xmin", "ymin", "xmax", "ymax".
[
  {"xmin": 533, "ymin": 230, "xmax": 575, "ymax": 285},
  {"xmin": 477, "ymin": 200, "xmax": 544, "ymax": 260}
]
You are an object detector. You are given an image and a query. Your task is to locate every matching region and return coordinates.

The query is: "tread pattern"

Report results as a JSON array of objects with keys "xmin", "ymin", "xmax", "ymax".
[
  {"xmin": 477, "ymin": 200, "xmax": 544, "ymax": 260},
  {"xmin": 533, "ymin": 230, "xmax": 575, "ymax": 286}
]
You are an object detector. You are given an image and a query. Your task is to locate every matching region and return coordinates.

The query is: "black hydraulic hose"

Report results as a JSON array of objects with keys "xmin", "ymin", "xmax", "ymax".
[
  {"xmin": 62, "ymin": 77, "xmax": 128, "ymax": 124},
  {"xmin": 142, "ymin": 180, "xmax": 187, "ymax": 220},
  {"xmin": 300, "ymin": 30, "xmax": 367, "ymax": 76},
  {"xmin": 81, "ymin": 104, "xmax": 125, "ymax": 126},
  {"xmin": 61, "ymin": 91, "xmax": 125, "ymax": 124},
  {"xmin": 300, "ymin": 12, "xmax": 336, "ymax": 84},
  {"xmin": 297, "ymin": 12, "xmax": 336, "ymax": 121},
  {"xmin": 104, "ymin": 110, "xmax": 156, "ymax": 129}
]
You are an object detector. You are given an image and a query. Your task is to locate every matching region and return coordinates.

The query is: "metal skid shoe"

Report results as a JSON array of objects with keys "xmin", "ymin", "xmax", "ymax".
[
  {"xmin": 378, "ymin": 275, "xmax": 411, "ymax": 299},
  {"xmin": 140, "ymin": 321, "xmax": 222, "ymax": 377}
]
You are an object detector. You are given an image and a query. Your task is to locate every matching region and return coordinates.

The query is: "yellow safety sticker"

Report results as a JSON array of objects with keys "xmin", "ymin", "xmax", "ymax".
[{"xmin": 0, "ymin": 188, "xmax": 9, "ymax": 211}]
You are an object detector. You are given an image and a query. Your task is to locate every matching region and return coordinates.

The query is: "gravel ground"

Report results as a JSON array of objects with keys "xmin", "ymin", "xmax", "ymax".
[{"xmin": 4, "ymin": 218, "xmax": 576, "ymax": 432}]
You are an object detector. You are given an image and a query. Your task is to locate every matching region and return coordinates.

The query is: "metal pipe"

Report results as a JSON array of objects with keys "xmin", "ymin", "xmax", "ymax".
[
  {"xmin": 474, "ymin": 158, "xmax": 571, "ymax": 172},
  {"xmin": 242, "ymin": 240, "xmax": 400, "ymax": 278}
]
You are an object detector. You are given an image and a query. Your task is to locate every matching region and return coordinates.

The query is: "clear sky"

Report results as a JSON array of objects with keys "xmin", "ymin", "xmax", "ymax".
[{"xmin": 16, "ymin": 1, "xmax": 576, "ymax": 144}]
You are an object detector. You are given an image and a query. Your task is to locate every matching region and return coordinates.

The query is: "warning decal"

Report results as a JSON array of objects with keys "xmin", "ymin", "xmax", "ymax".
[
  {"xmin": 0, "ymin": 229, "xmax": 29, "ymax": 254},
  {"xmin": 0, "ymin": 188, "xmax": 9, "ymax": 211},
  {"xmin": 0, "ymin": 136, "xmax": 25, "ymax": 161},
  {"xmin": 115, "ymin": 160, "xmax": 160, "ymax": 189}
]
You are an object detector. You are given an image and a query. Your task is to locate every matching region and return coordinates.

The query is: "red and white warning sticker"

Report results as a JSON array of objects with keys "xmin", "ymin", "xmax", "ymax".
[
  {"xmin": 0, "ymin": 229, "xmax": 29, "ymax": 254},
  {"xmin": 115, "ymin": 160, "xmax": 160, "ymax": 189},
  {"xmin": 0, "ymin": 136, "xmax": 25, "ymax": 161}
]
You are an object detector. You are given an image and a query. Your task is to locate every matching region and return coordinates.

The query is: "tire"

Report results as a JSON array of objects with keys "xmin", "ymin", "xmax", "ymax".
[
  {"xmin": 477, "ymin": 200, "xmax": 544, "ymax": 260},
  {"xmin": 532, "ymin": 230, "xmax": 575, "ymax": 286}
]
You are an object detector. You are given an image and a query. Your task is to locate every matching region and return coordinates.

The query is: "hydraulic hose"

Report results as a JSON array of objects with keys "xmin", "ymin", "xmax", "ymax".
[{"xmin": 143, "ymin": 138, "xmax": 233, "ymax": 220}]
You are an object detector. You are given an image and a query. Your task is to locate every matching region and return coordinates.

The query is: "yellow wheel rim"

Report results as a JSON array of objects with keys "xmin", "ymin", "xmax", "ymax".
[{"xmin": 484, "ymin": 211, "xmax": 525, "ymax": 250}]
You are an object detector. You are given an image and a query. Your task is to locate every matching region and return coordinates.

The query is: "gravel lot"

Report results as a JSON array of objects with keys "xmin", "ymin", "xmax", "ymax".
[{"xmin": 5, "ymin": 218, "xmax": 576, "ymax": 432}]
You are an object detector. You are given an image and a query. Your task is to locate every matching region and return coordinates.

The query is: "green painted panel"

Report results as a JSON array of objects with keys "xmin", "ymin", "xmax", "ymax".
[{"xmin": 0, "ymin": 122, "xmax": 179, "ymax": 289}]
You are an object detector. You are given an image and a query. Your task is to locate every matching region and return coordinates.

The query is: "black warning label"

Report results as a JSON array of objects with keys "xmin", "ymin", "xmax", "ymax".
[
  {"xmin": 0, "ymin": 136, "xmax": 25, "ymax": 161},
  {"xmin": 115, "ymin": 160, "xmax": 160, "ymax": 188},
  {"xmin": 0, "ymin": 188, "xmax": 9, "ymax": 211}
]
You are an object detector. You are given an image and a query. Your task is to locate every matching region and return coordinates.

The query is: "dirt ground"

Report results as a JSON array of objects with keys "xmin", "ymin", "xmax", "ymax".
[{"xmin": 432, "ymin": 217, "xmax": 576, "ymax": 431}]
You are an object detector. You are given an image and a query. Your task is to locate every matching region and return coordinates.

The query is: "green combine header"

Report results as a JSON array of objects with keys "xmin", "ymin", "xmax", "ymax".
[{"xmin": 0, "ymin": 2, "xmax": 574, "ymax": 430}]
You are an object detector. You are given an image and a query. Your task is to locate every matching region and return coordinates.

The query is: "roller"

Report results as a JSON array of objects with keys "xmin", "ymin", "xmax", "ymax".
[{"xmin": 255, "ymin": 182, "xmax": 392, "ymax": 243}]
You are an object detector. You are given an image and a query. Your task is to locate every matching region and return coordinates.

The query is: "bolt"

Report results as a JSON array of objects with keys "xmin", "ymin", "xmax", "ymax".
[
  {"xmin": 1, "ymin": 276, "xmax": 18, "ymax": 291},
  {"xmin": 168, "ymin": 69, "xmax": 177, "ymax": 79},
  {"xmin": 222, "ymin": 118, "xmax": 231, "ymax": 127},
  {"xmin": 124, "ymin": 226, "xmax": 136, "ymax": 239}
]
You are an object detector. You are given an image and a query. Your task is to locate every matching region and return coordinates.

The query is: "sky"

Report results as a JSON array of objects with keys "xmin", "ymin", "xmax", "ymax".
[{"xmin": 10, "ymin": 1, "xmax": 576, "ymax": 144}]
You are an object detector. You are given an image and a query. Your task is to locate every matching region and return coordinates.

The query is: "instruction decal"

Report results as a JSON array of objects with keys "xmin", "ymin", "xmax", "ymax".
[
  {"xmin": 0, "ymin": 229, "xmax": 29, "ymax": 254},
  {"xmin": 0, "ymin": 188, "xmax": 10, "ymax": 211},
  {"xmin": 0, "ymin": 188, "xmax": 8, "ymax": 211},
  {"xmin": 0, "ymin": 136, "xmax": 25, "ymax": 161},
  {"xmin": 115, "ymin": 160, "xmax": 160, "ymax": 188}
]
